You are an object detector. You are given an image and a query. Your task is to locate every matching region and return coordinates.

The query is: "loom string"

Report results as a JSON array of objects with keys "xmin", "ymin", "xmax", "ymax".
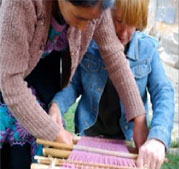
[
  {"xmin": 68, "ymin": 137, "xmax": 136, "ymax": 167},
  {"xmin": 35, "ymin": 155, "xmax": 140, "ymax": 169},
  {"xmin": 37, "ymin": 138, "xmax": 137, "ymax": 160},
  {"xmin": 36, "ymin": 137, "xmax": 139, "ymax": 168}
]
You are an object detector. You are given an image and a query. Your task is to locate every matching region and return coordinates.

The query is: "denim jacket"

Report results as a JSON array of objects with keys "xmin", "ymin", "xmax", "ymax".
[{"xmin": 53, "ymin": 31, "xmax": 174, "ymax": 149}]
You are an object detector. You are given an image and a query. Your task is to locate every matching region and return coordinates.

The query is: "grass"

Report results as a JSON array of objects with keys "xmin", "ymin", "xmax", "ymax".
[
  {"xmin": 162, "ymin": 139, "xmax": 179, "ymax": 169},
  {"xmin": 161, "ymin": 153, "xmax": 179, "ymax": 169},
  {"xmin": 64, "ymin": 103, "xmax": 179, "ymax": 169},
  {"xmin": 170, "ymin": 140, "xmax": 179, "ymax": 148},
  {"xmin": 64, "ymin": 102, "xmax": 76, "ymax": 133}
]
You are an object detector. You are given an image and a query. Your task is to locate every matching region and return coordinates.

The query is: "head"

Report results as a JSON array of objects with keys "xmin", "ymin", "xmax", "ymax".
[
  {"xmin": 112, "ymin": 0, "xmax": 149, "ymax": 45},
  {"xmin": 58, "ymin": 0, "xmax": 114, "ymax": 31}
]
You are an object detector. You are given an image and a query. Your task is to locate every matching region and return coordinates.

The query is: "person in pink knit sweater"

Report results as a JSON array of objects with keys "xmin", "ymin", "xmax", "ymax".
[{"xmin": 0, "ymin": 0, "xmax": 147, "ymax": 168}]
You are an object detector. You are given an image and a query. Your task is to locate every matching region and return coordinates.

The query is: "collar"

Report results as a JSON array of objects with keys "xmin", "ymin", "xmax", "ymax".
[{"xmin": 125, "ymin": 31, "xmax": 139, "ymax": 61}]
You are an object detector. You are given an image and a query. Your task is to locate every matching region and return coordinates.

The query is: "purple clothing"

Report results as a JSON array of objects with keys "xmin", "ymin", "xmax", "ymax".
[
  {"xmin": 0, "ymin": 16, "xmax": 67, "ymax": 158},
  {"xmin": 42, "ymin": 17, "xmax": 68, "ymax": 58}
]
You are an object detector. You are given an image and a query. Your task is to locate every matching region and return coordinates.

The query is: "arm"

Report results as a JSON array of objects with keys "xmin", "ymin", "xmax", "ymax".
[
  {"xmin": 0, "ymin": 0, "xmax": 60, "ymax": 140},
  {"xmin": 93, "ymin": 9, "xmax": 147, "ymax": 148},
  {"xmin": 51, "ymin": 65, "xmax": 83, "ymax": 117},
  {"xmin": 48, "ymin": 102, "xmax": 74, "ymax": 144},
  {"xmin": 147, "ymin": 50, "xmax": 174, "ymax": 149},
  {"xmin": 49, "ymin": 65, "xmax": 83, "ymax": 144},
  {"xmin": 137, "ymin": 45, "xmax": 174, "ymax": 169},
  {"xmin": 93, "ymin": 9, "xmax": 146, "ymax": 122}
]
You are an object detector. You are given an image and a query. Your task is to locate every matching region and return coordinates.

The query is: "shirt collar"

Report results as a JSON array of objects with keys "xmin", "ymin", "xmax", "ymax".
[{"xmin": 125, "ymin": 31, "xmax": 139, "ymax": 61}]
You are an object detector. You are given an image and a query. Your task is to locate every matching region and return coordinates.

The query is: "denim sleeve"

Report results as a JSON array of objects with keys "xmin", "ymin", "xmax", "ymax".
[
  {"xmin": 52, "ymin": 66, "xmax": 82, "ymax": 117},
  {"xmin": 147, "ymin": 49, "xmax": 175, "ymax": 149}
]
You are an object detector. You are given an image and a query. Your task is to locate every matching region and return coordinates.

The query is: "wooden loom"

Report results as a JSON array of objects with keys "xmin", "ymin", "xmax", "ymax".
[{"xmin": 31, "ymin": 136, "xmax": 166, "ymax": 169}]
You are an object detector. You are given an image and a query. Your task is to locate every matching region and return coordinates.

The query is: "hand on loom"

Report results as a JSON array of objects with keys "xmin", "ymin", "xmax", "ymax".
[
  {"xmin": 136, "ymin": 139, "xmax": 165, "ymax": 169},
  {"xmin": 133, "ymin": 114, "xmax": 149, "ymax": 150},
  {"xmin": 48, "ymin": 102, "xmax": 73, "ymax": 145}
]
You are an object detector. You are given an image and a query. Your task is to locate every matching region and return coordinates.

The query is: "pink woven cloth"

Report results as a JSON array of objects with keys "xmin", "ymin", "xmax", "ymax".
[{"xmin": 62, "ymin": 136, "xmax": 136, "ymax": 168}]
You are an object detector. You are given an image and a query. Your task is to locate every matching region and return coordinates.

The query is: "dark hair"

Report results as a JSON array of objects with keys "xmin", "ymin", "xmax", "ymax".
[{"xmin": 67, "ymin": 0, "xmax": 115, "ymax": 10}]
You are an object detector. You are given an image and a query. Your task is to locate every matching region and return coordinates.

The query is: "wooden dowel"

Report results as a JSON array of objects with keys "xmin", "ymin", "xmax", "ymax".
[
  {"xmin": 37, "ymin": 138, "xmax": 73, "ymax": 150},
  {"xmin": 43, "ymin": 148, "xmax": 71, "ymax": 159},
  {"xmin": 31, "ymin": 163, "xmax": 61, "ymax": 169},
  {"xmin": 34, "ymin": 156, "xmax": 139, "ymax": 169}
]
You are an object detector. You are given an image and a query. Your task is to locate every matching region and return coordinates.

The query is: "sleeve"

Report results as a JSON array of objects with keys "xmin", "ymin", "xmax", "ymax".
[
  {"xmin": 147, "ymin": 47, "xmax": 175, "ymax": 149},
  {"xmin": 52, "ymin": 66, "xmax": 83, "ymax": 117},
  {"xmin": 93, "ymin": 9, "xmax": 146, "ymax": 121},
  {"xmin": 0, "ymin": 0, "xmax": 60, "ymax": 140}
]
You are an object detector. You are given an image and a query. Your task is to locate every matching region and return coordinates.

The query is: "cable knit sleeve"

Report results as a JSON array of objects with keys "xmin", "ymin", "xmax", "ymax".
[
  {"xmin": 0, "ymin": 0, "xmax": 60, "ymax": 140},
  {"xmin": 93, "ymin": 9, "xmax": 146, "ymax": 121}
]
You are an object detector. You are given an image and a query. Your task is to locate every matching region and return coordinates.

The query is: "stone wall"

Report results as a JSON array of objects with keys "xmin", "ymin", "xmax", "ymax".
[{"xmin": 147, "ymin": 0, "xmax": 179, "ymax": 141}]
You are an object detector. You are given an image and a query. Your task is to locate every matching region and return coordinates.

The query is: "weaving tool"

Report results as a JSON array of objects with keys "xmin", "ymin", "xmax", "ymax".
[
  {"xmin": 31, "ymin": 136, "xmax": 141, "ymax": 169},
  {"xmin": 37, "ymin": 137, "xmax": 138, "ymax": 160},
  {"xmin": 31, "ymin": 136, "xmax": 168, "ymax": 169}
]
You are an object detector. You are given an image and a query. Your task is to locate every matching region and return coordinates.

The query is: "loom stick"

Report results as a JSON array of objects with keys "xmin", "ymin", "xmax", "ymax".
[
  {"xmin": 34, "ymin": 156, "xmax": 139, "ymax": 169},
  {"xmin": 37, "ymin": 138, "xmax": 73, "ymax": 150},
  {"xmin": 31, "ymin": 163, "xmax": 61, "ymax": 169},
  {"xmin": 38, "ymin": 138, "xmax": 137, "ymax": 160},
  {"xmin": 43, "ymin": 148, "xmax": 71, "ymax": 159}
]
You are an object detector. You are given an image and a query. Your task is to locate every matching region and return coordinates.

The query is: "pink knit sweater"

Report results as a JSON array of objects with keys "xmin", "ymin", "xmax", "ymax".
[{"xmin": 0, "ymin": 0, "xmax": 145, "ymax": 141}]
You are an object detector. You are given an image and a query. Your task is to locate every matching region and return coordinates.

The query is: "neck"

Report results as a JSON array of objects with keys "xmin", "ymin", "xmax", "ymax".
[{"xmin": 52, "ymin": 1, "xmax": 66, "ymax": 25}]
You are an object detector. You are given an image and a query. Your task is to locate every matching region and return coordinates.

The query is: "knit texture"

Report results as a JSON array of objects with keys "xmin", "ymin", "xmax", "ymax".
[{"xmin": 0, "ymin": 0, "xmax": 145, "ymax": 141}]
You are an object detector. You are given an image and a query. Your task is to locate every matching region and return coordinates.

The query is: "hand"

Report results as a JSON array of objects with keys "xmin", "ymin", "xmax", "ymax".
[
  {"xmin": 136, "ymin": 139, "xmax": 165, "ymax": 169},
  {"xmin": 54, "ymin": 126, "xmax": 73, "ymax": 145},
  {"xmin": 49, "ymin": 102, "xmax": 63, "ymax": 127},
  {"xmin": 49, "ymin": 102, "xmax": 73, "ymax": 145},
  {"xmin": 133, "ymin": 114, "xmax": 149, "ymax": 150}
]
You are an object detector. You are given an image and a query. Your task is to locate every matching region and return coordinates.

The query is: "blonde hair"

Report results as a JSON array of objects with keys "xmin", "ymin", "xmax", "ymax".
[{"xmin": 114, "ymin": 0, "xmax": 149, "ymax": 30}]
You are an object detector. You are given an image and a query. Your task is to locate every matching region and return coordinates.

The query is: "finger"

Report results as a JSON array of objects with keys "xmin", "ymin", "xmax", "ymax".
[
  {"xmin": 144, "ymin": 148, "xmax": 151, "ymax": 167},
  {"xmin": 137, "ymin": 145, "xmax": 151, "ymax": 168},
  {"xmin": 49, "ymin": 112, "xmax": 57, "ymax": 120},
  {"xmin": 64, "ymin": 139, "xmax": 72, "ymax": 145},
  {"xmin": 156, "ymin": 155, "xmax": 164, "ymax": 169},
  {"xmin": 136, "ymin": 149, "xmax": 144, "ymax": 167},
  {"xmin": 50, "ymin": 114, "xmax": 57, "ymax": 123},
  {"xmin": 64, "ymin": 132, "xmax": 74, "ymax": 145},
  {"xmin": 156, "ymin": 159, "xmax": 163, "ymax": 169},
  {"xmin": 136, "ymin": 156, "xmax": 144, "ymax": 168},
  {"xmin": 61, "ymin": 136, "xmax": 72, "ymax": 145},
  {"xmin": 57, "ymin": 118, "xmax": 63, "ymax": 127},
  {"xmin": 150, "ymin": 154, "xmax": 156, "ymax": 169},
  {"xmin": 67, "ymin": 135, "xmax": 73, "ymax": 145}
]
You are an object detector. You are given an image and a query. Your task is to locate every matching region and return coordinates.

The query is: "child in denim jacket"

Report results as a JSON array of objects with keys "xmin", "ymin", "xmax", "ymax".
[{"xmin": 51, "ymin": 0, "xmax": 175, "ymax": 168}]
